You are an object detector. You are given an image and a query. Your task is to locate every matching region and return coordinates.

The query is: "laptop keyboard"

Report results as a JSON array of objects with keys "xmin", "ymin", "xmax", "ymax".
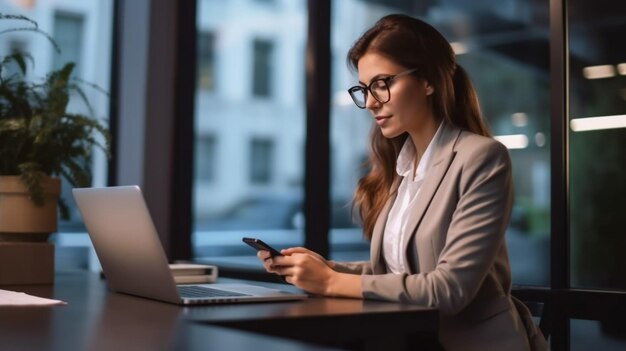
[{"xmin": 177, "ymin": 285, "xmax": 251, "ymax": 298}]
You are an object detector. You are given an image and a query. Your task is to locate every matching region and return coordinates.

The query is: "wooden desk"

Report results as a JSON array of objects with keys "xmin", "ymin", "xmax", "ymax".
[{"xmin": 0, "ymin": 271, "xmax": 439, "ymax": 351}]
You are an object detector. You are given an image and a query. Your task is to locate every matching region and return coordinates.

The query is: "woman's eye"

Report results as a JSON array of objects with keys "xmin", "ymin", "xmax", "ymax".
[{"xmin": 371, "ymin": 80, "xmax": 387, "ymax": 90}]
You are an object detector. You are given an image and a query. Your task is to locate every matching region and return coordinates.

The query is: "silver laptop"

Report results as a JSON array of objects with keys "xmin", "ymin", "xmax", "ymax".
[{"xmin": 72, "ymin": 185, "xmax": 307, "ymax": 305}]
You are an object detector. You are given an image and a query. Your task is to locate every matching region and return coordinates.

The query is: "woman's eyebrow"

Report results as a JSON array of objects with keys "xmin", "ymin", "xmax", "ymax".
[{"xmin": 358, "ymin": 73, "xmax": 392, "ymax": 86}]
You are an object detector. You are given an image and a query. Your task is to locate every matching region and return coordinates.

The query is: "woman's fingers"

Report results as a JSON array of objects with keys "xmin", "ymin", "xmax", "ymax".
[
  {"xmin": 257, "ymin": 250, "xmax": 282, "ymax": 274},
  {"xmin": 270, "ymin": 253, "xmax": 333, "ymax": 294},
  {"xmin": 280, "ymin": 247, "xmax": 310, "ymax": 255},
  {"xmin": 281, "ymin": 247, "xmax": 322, "ymax": 260},
  {"xmin": 261, "ymin": 251, "xmax": 330, "ymax": 289},
  {"xmin": 257, "ymin": 250, "xmax": 271, "ymax": 261}
]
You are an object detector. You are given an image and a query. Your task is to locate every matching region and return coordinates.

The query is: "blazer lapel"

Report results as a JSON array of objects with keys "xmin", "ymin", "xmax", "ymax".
[{"xmin": 401, "ymin": 123, "xmax": 461, "ymax": 270}]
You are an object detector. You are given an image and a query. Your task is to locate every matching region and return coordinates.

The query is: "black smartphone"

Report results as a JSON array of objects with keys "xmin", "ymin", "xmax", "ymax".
[{"xmin": 242, "ymin": 237, "xmax": 283, "ymax": 257}]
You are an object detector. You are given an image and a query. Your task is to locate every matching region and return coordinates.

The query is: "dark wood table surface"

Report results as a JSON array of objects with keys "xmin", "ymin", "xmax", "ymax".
[{"xmin": 0, "ymin": 271, "xmax": 439, "ymax": 351}]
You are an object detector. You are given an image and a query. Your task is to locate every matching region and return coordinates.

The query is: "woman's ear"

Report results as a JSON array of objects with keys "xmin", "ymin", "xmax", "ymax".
[{"xmin": 424, "ymin": 81, "xmax": 435, "ymax": 96}]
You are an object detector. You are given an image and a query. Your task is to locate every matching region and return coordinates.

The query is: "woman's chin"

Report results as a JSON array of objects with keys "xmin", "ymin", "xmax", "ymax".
[{"xmin": 380, "ymin": 127, "xmax": 402, "ymax": 139}]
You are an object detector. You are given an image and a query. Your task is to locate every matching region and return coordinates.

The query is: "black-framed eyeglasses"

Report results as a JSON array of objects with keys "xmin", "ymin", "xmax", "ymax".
[{"xmin": 347, "ymin": 68, "xmax": 419, "ymax": 109}]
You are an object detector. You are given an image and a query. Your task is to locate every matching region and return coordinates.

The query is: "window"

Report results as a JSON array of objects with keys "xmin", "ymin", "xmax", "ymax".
[
  {"xmin": 249, "ymin": 138, "xmax": 273, "ymax": 184},
  {"xmin": 52, "ymin": 12, "xmax": 84, "ymax": 77},
  {"xmin": 195, "ymin": 135, "xmax": 217, "ymax": 182},
  {"xmin": 569, "ymin": 0, "xmax": 626, "ymax": 291},
  {"xmin": 197, "ymin": 31, "xmax": 215, "ymax": 91},
  {"xmin": 192, "ymin": 0, "xmax": 307, "ymax": 261},
  {"xmin": 2, "ymin": 40, "xmax": 27, "ymax": 78},
  {"xmin": 252, "ymin": 38, "xmax": 273, "ymax": 97}
]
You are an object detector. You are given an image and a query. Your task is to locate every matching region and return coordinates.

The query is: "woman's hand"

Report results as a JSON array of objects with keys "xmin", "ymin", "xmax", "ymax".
[
  {"xmin": 256, "ymin": 247, "xmax": 362, "ymax": 298},
  {"xmin": 280, "ymin": 247, "xmax": 336, "ymax": 270},
  {"xmin": 256, "ymin": 250, "xmax": 280, "ymax": 274},
  {"xmin": 256, "ymin": 247, "xmax": 335, "ymax": 275},
  {"xmin": 269, "ymin": 249, "xmax": 336, "ymax": 295}
]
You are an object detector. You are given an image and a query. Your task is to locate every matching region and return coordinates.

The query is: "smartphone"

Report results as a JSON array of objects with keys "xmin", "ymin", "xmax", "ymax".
[{"xmin": 242, "ymin": 237, "xmax": 283, "ymax": 257}]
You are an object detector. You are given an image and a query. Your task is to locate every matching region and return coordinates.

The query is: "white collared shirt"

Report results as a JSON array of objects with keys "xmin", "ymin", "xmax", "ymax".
[{"xmin": 383, "ymin": 123, "xmax": 443, "ymax": 274}]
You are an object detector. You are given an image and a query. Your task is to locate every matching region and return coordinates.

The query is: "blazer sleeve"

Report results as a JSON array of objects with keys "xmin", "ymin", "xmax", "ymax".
[
  {"xmin": 331, "ymin": 261, "xmax": 373, "ymax": 275},
  {"xmin": 361, "ymin": 140, "xmax": 513, "ymax": 315}
]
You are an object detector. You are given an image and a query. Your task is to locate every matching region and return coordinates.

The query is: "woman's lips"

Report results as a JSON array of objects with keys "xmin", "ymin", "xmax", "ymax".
[{"xmin": 375, "ymin": 116, "xmax": 391, "ymax": 126}]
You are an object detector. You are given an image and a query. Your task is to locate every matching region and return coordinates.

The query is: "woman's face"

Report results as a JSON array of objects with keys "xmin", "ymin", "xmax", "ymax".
[{"xmin": 357, "ymin": 52, "xmax": 434, "ymax": 139}]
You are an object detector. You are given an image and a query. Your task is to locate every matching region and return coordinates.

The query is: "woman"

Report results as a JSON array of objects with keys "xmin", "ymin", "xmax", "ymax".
[{"xmin": 257, "ymin": 14, "xmax": 548, "ymax": 351}]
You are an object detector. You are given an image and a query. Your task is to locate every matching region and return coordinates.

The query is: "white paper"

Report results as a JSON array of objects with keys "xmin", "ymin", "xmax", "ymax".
[{"xmin": 0, "ymin": 289, "xmax": 66, "ymax": 306}]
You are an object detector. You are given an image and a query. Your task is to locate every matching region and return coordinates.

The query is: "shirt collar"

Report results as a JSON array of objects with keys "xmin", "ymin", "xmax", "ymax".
[{"xmin": 395, "ymin": 122, "xmax": 444, "ymax": 181}]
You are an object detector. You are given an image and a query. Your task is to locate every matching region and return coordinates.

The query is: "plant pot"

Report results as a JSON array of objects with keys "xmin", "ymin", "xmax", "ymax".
[{"xmin": 0, "ymin": 175, "xmax": 60, "ymax": 285}]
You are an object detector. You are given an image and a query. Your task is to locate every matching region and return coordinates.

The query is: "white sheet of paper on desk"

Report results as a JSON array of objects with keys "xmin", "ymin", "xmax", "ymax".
[{"xmin": 0, "ymin": 289, "xmax": 66, "ymax": 306}]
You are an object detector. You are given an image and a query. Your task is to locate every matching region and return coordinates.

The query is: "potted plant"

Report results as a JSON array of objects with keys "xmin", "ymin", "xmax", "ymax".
[{"xmin": 0, "ymin": 13, "xmax": 110, "ymax": 285}]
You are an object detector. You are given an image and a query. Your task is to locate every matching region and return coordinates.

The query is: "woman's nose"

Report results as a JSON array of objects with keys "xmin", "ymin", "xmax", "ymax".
[{"xmin": 364, "ymin": 92, "xmax": 381, "ymax": 110}]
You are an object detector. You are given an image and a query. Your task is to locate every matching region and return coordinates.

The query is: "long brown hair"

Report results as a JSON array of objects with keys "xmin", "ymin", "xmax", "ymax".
[{"xmin": 349, "ymin": 14, "xmax": 491, "ymax": 239}]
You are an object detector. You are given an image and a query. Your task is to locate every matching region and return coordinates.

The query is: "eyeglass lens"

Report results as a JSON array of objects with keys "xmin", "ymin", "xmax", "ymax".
[{"xmin": 350, "ymin": 79, "xmax": 390, "ymax": 108}]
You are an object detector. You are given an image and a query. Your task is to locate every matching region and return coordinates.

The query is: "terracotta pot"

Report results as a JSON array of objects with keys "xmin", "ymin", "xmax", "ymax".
[
  {"xmin": 0, "ymin": 176, "xmax": 59, "ymax": 284},
  {"xmin": 0, "ymin": 175, "xmax": 61, "ymax": 241}
]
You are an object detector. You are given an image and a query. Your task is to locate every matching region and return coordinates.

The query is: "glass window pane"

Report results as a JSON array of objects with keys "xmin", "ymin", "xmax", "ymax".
[
  {"xmin": 197, "ymin": 31, "xmax": 215, "ymax": 91},
  {"xmin": 193, "ymin": 0, "xmax": 307, "ymax": 263},
  {"xmin": 0, "ymin": 1, "xmax": 113, "ymax": 270},
  {"xmin": 330, "ymin": 0, "xmax": 551, "ymax": 285},
  {"xmin": 52, "ymin": 12, "xmax": 84, "ymax": 77},
  {"xmin": 569, "ymin": 1, "xmax": 626, "ymax": 289},
  {"xmin": 571, "ymin": 319, "xmax": 626, "ymax": 350},
  {"xmin": 249, "ymin": 138, "xmax": 274, "ymax": 184},
  {"xmin": 195, "ymin": 135, "xmax": 217, "ymax": 182},
  {"xmin": 4, "ymin": 39, "xmax": 27, "ymax": 77},
  {"xmin": 252, "ymin": 39, "xmax": 274, "ymax": 97}
]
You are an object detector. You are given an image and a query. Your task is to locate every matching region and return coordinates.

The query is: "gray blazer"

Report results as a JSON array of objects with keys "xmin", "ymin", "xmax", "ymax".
[{"xmin": 334, "ymin": 122, "xmax": 549, "ymax": 351}]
